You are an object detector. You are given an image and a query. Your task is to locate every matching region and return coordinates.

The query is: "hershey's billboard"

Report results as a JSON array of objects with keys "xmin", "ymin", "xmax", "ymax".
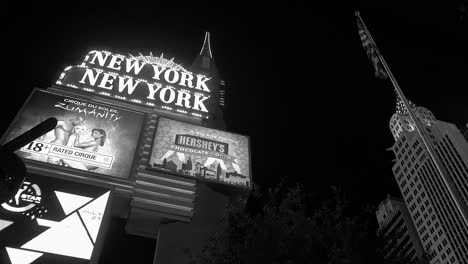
[{"xmin": 148, "ymin": 118, "xmax": 251, "ymax": 189}]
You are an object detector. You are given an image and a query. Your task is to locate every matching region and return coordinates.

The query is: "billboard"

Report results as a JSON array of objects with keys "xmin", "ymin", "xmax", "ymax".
[
  {"xmin": 0, "ymin": 174, "xmax": 112, "ymax": 264},
  {"xmin": 56, "ymin": 50, "xmax": 215, "ymax": 119},
  {"xmin": 1, "ymin": 89, "xmax": 144, "ymax": 179},
  {"xmin": 148, "ymin": 118, "xmax": 251, "ymax": 189}
]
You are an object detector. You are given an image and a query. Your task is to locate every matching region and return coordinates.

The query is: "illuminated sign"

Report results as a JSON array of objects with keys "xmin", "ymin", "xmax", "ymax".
[
  {"xmin": 56, "ymin": 50, "xmax": 214, "ymax": 118},
  {"xmin": 2, "ymin": 89, "xmax": 144, "ymax": 179},
  {"xmin": 148, "ymin": 118, "xmax": 251, "ymax": 189},
  {"xmin": 1, "ymin": 182, "xmax": 42, "ymax": 213},
  {"xmin": 0, "ymin": 174, "xmax": 111, "ymax": 264}
]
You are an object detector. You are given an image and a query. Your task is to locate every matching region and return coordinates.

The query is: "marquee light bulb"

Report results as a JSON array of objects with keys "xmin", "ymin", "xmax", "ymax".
[{"xmin": 83, "ymin": 88, "xmax": 95, "ymax": 92}]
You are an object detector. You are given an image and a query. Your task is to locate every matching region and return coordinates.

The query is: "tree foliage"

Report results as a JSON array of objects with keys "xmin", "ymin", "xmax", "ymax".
[{"xmin": 188, "ymin": 182, "xmax": 386, "ymax": 264}]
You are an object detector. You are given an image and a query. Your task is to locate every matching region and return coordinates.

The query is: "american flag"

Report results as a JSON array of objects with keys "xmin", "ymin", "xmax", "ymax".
[{"xmin": 356, "ymin": 12, "xmax": 388, "ymax": 79}]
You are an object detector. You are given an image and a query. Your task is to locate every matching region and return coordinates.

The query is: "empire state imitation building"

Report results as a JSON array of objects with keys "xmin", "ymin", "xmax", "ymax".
[{"xmin": 389, "ymin": 97, "xmax": 468, "ymax": 263}]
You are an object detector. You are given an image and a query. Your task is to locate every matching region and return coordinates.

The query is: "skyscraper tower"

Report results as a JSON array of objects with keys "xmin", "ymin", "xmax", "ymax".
[
  {"xmin": 356, "ymin": 10, "xmax": 468, "ymax": 264},
  {"xmin": 389, "ymin": 97, "xmax": 468, "ymax": 263},
  {"xmin": 376, "ymin": 196, "xmax": 425, "ymax": 263}
]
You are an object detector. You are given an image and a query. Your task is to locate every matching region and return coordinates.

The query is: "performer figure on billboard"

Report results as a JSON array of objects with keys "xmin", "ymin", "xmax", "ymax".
[
  {"xmin": 66, "ymin": 125, "xmax": 87, "ymax": 147},
  {"xmin": 47, "ymin": 116, "xmax": 85, "ymax": 165},
  {"xmin": 73, "ymin": 128, "xmax": 106, "ymax": 152},
  {"xmin": 62, "ymin": 128, "xmax": 107, "ymax": 171}
]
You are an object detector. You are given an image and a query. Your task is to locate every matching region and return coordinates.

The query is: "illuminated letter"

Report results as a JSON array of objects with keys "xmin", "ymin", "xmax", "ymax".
[
  {"xmin": 179, "ymin": 72, "xmax": 194, "ymax": 88},
  {"xmin": 195, "ymin": 76, "xmax": 211, "ymax": 92},
  {"xmin": 175, "ymin": 91, "xmax": 191, "ymax": 108},
  {"xmin": 164, "ymin": 69, "xmax": 179, "ymax": 84},
  {"xmin": 146, "ymin": 83, "xmax": 162, "ymax": 100},
  {"xmin": 107, "ymin": 55, "xmax": 123, "ymax": 70},
  {"xmin": 212, "ymin": 143, "xmax": 218, "ymax": 151},
  {"xmin": 54, "ymin": 102, "xmax": 69, "ymax": 111},
  {"xmin": 117, "ymin": 76, "xmax": 140, "ymax": 95},
  {"xmin": 98, "ymin": 73, "xmax": 116, "ymax": 90},
  {"xmin": 202, "ymin": 141, "xmax": 208, "ymax": 149},
  {"xmin": 159, "ymin": 87, "xmax": 176, "ymax": 103},
  {"xmin": 193, "ymin": 94, "xmax": 209, "ymax": 112},
  {"xmin": 89, "ymin": 51, "xmax": 110, "ymax": 67},
  {"xmin": 125, "ymin": 59, "xmax": 145, "ymax": 75},
  {"xmin": 178, "ymin": 136, "xmax": 186, "ymax": 145},
  {"xmin": 79, "ymin": 69, "xmax": 101, "ymax": 86},
  {"xmin": 151, "ymin": 65, "xmax": 165, "ymax": 80}
]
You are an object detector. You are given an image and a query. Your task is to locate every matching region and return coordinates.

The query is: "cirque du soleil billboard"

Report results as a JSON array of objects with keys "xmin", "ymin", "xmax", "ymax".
[
  {"xmin": 1, "ymin": 89, "xmax": 144, "ymax": 179},
  {"xmin": 148, "ymin": 118, "xmax": 251, "ymax": 189},
  {"xmin": 0, "ymin": 174, "xmax": 111, "ymax": 263},
  {"xmin": 56, "ymin": 50, "xmax": 214, "ymax": 119}
]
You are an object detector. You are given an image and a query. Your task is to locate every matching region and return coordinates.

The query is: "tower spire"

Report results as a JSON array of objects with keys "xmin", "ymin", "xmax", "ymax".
[
  {"xmin": 191, "ymin": 31, "xmax": 218, "ymax": 76},
  {"xmin": 199, "ymin": 32, "xmax": 213, "ymax": 58},
  {"xmin": 395, "ymin": 95, "xmax": 416, "ymax": 116}
]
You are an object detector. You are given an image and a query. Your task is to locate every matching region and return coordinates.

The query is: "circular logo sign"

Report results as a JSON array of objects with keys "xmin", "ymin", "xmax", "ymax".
[{"xmin": 1, "ymin": 181, "xmax": 42, "ymax": 212}]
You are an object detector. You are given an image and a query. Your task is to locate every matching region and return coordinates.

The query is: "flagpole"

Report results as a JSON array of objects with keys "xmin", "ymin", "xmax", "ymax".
[{"xmin": 355, "ymin": 11, "xmax": 468, "ymax": 228}]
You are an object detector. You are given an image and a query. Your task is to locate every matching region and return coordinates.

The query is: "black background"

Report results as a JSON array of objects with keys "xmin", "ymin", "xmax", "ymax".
[{"xmin": 1, "ymin": 2, "xmax": 468, "ymax": 263}]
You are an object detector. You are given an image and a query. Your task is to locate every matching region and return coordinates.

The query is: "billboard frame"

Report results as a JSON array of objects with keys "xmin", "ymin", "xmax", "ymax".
[
  {"xmin": 0, "ymin": 88, "xmax": 148, "ymax": 193},
  {"xmin": 145, "ymin": 116, "xmax": 252, "ymax": 190}
]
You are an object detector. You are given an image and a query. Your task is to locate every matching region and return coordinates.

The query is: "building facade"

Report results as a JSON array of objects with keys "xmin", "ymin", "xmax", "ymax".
[
  {"xmin": 376, "ymin": 196, "xmax": 424, "ymax": 263},
  {"xmin": 389, "ymin": 97, "xmax": 468, "ymax": 263}
]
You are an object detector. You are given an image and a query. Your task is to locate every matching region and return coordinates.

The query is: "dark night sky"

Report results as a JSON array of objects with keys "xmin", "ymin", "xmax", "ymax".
[{"xmin": 1, "ymin": 2, "xmax": 468, "ymax": 262}]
